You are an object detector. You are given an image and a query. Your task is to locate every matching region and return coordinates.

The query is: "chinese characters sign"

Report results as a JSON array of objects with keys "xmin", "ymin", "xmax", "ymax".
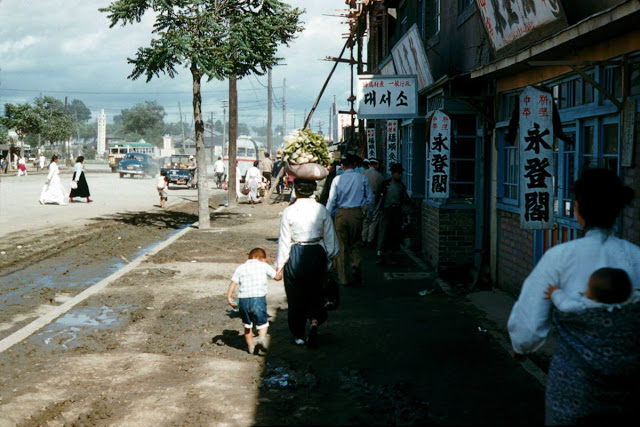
[
  {"xmin": 357, "ymin": 75, "xmax": 418, "ymax": 119},
  {"xmin": 428, "ymin": 110, "xmax": 450, "ymax": 199},
  {"xmin": 476, "ymin": 0, "xmax": 565, "ymax": 51},
  {"xmin": 386, "ymin": 120, "xmax": 398, "ymax": 172},
  {"xmin": 390, "ymin": 24, "xmax": 434, "ymax": 91},
  {"xmin": 366, "ymin": 128, "xmax": 376, "ymax": 159},
  {"xmin": 519, "ymin": 86, "xmax": 555, "ymax": 229}
]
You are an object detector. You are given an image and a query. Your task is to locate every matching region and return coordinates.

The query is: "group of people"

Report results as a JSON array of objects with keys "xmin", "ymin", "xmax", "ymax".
[
  {"xmin": 226, "ymin": 153, "xmax": 411, "ymax": 354},
  {"xmin": 39, "ymin": 155, "xmax": 92, "ymax": 205}
]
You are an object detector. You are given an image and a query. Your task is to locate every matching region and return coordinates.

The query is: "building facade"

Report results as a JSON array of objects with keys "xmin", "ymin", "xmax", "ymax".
[{"xmin": 361, "ymin": 0, "xmax": 640, "ymax": 294}]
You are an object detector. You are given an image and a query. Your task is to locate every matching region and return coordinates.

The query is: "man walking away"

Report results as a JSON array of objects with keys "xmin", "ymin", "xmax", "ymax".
[
  {"xmin": 326, "ymin": 154, "xmax": 374, "ymax": 287},
  {"xmin": 261, "ymin": 152, "xmax": 274, "ymax": 188},
  {"xmin": 361, "ymin": 158, "xmax": 384, "ymax": 247},
  {"xmin": 214, "ymin": 156, "xmax": 225, "ymax": 189},
  {"xmin": 376, "ymin": 163, "xmax": 409, "ymax": 265}
]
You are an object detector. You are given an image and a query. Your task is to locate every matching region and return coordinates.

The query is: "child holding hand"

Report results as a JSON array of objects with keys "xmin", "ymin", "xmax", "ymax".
[{"xmin": 227, "ymin": 248, "xmax": 282, "ymax": 354}]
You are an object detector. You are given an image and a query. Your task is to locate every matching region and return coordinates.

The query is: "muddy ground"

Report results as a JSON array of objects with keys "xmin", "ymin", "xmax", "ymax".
[{"xmin": 0, "ymin": 192, "xmax": 543, "ymax": 426}]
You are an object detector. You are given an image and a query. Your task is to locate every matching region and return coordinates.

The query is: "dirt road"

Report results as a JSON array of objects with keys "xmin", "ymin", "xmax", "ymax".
[{"xmin": 0, "ymin": 192, "xmax": 544, "ymax": 426}]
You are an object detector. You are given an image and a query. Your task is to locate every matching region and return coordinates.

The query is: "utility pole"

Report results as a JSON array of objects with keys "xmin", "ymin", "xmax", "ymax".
[
  {"xmin": 267, "ymin": 68, "xmax": 272, "ymax": 156},
  {"xmin": 210, "ymin": 112, "xmax": 214, "ymax": 161},
  {"xmin": 178, "ymin": 102, "xmax": 186, "ymax": 154},
  {"xmin": 222, "ymin": 99, "xmax": 228, "ymax": 158},
  {"xmin": 282, "ymin": 78, "xmax": 287, "ymax": 137}
]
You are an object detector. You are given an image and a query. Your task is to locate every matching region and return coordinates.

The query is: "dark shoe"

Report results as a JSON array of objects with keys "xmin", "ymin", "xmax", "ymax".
[{"xmin": 307, "ymin": 324, "xmax": 318, "ymax": 349}]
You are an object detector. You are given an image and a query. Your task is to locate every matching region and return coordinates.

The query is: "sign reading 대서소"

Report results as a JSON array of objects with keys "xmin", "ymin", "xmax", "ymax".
[
  {"xmin": 428, "ymin": 110, "xmax": 451, "ymax": 199},
  {"xmin": 366, "ymin": 128, "xmax": 376, "ymax": 160},
  {"xmin": 357, "ymin": 75, "xmax": 418, "ymax": 119},
  {"xmin": 519, "ymin": 86, "xmax": 555, "ymax": 230},
  {"xmin": 386, "ymin": 120, "xmax": 398, "ymax": 172}
]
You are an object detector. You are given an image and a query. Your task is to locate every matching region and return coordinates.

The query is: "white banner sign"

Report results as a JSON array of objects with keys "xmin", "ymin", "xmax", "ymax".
[
  {"xmin": 386, "ymin": 120, "xmax": 398, "ymax": 170},
  {"xmin": 428, "ymin": 110, "xmax": 451, "ymax": 199},
  {"xmin": 476, "ymin": 0, "xmax": 564, "ymax": 51},
  {"xmin": 519, "ymin": 86, "xmax": 555, "ymax": 229},
  {"xmin": 357, "ymin": 75, "xmax": 418, "ymax": 119},
  {"xmin": 336, "ymin": 113, "xmax": 357, "ymax": 143},
  {"xmin": 366, "ymin": 128, "xmax": 376, "ymax": 160},
  {"xmin": 390, "ymin": 24, "xmax": 434, "ymax": 90}
]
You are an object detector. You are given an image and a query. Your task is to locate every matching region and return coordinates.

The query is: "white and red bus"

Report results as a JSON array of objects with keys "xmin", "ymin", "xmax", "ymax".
[{"xmin": 223, "ymin": 135, "xmax": 264, "ymax": 181}]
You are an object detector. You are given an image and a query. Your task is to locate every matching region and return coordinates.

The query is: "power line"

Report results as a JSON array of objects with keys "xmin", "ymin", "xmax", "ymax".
[{"xmin": 0, "ymin": 86, "xmax": 282, "ymax": 96}]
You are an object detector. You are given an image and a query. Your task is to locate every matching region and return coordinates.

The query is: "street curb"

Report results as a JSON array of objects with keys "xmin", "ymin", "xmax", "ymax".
[
  {"xmin": 0, "ymin": 205, "xmax": 226, "ymax": 354},
  {"xmin": 401, "ymin": 245, "xmax": 547, "ymax": 387}
]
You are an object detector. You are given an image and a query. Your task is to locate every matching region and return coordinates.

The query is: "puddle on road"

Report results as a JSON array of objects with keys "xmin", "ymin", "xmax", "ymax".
[{"xmin": 32, "ymin": 305, "xmax": 129, "ymax": 349}]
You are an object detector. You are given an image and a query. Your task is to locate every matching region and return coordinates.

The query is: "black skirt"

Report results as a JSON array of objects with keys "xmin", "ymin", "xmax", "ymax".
[{"xmin": 70, "ymin": 170, "xmax": 91, "ymax": 198}]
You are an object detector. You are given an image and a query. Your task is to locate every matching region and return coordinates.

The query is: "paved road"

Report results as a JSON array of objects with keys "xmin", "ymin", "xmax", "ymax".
[{"xmin": 0, "ymin": 164, "xmax": 224, "ymax": 239}]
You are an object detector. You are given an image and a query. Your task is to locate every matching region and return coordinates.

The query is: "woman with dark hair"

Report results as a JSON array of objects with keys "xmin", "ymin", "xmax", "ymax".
[
  {"xmin": 275, "ymin": 178, "xmax": 339, "ymax": 348},
  {"xmin": 508, "ymin": 168, "xmax": 640, "ymax": 425},
  {"xmin": 39, "ymin": 155, "xmax": 67, "ymax": 205},
  {"xmin": 69, "ymin": 155, "xmax": 92, "ymax": 203},
  {"xmin": 245, "ymin": 160, "xmax": 262, "ymax": 204}
]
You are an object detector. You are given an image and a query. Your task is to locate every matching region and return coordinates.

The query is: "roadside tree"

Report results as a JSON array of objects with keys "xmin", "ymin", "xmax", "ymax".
[
  {"xmin": 1, "ymin": 102, "xmax": 42, "ymax": 157},
  {"xmin": 101, "ymin": 0, "xmax": 303, "ymax": 228},
  {"xmin": 114, "ymin": 101, "xmax": 166, "ymax": 147}
]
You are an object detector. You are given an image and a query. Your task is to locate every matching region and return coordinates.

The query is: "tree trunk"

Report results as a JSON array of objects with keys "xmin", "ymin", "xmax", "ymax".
[
  {"xmin": 191, "ymin": 65, "xmax": 210, "ymax": 229},
  {"xmin": 228, "ymin": 74, "xmax": 238, "ymax": 205}
]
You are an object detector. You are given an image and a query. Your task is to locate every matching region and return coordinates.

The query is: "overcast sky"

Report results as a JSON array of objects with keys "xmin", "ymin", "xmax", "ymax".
[{"xmin": 0, "ymin": 0, "xmax": 353, "ymax": 136}]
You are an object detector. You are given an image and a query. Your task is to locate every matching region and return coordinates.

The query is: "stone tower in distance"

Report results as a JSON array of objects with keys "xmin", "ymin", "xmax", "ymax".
[{"xmin": 97, "ymin": 109, "xmax": 107, "ymax": 157}]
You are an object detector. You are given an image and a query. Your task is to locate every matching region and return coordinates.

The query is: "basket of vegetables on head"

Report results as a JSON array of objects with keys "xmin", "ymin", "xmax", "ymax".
[{"xmin": 282, "ymin": 128, "xmax": 331, "ymax": 180}]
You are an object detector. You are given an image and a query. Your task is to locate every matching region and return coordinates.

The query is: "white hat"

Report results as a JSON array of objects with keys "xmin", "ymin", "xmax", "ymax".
[{"xmin": 189, "ymin": 155, "xmax": 194, "ymax": 159}]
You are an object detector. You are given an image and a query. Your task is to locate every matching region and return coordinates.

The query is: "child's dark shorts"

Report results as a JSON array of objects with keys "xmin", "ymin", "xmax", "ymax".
[{"xmin": 239, "ymin": 296, "xmax": 269, "ymax": 329}]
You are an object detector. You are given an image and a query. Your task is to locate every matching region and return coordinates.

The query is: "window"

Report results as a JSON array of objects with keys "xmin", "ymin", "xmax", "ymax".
[
  {"xmin": 426, "ymin": 0, "xmax": 440, "ymax": 39},
  {"xmin": 499, "ymin": 130, "xmax": 518, "ymax": 204},
  {"xmin": 458, "ymin": 0, "xmax": 474, "ymax": 13},
  {"xmin": 449, "ymin": 115, "xmax": 476, "ymax": 201},
  {"xmin": 631, "ymin": 62, "xmax": 640, "ymax": 96},
  {"xmin": 603, "ymin": 66, "xmax": 622, "ymax": 99},
  {"xmin": 401, "ymin": 123, "xmax": 414, "ymax": 193}
]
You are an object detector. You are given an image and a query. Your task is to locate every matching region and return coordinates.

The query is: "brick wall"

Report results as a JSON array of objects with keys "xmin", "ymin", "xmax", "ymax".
[
  {"xmin": 496, "ymin": 210, "xmax": 535, "ymax": 297},
  {"xmin": 421, "ymin": 203, "xmax": 475, "ymax": 271},
  {"xmin": 621, "ymin": 110, "xmax": 640, "ymax": 246}
]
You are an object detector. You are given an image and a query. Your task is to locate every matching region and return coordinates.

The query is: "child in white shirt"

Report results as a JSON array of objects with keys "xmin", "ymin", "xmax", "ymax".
[{"xmin": 157, "ymin": 172, "xmax": 169, "ymax": 208}]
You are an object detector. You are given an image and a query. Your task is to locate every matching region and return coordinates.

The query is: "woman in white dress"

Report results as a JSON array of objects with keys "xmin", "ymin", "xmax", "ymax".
[
  {"xmin": 39, "ymin": 155, "xmax": 67, "ymax": 205},
  {"xmin": 245, "ymin": 160, "xmax": 262, "ymax": 204}
]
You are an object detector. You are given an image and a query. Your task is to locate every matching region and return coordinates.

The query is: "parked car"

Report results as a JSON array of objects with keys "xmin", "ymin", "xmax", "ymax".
[
  {"xmin": 117, "ymin": 153, "xmax": 159, "ymax": 178},
  {"xmin": 160, "ymin": 154, "xmax": 194, "ymax": 188}
]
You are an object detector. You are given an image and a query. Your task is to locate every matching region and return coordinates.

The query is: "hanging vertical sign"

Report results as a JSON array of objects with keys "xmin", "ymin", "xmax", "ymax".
[
  {"xmin": 366, "ymin": 128, "xmax": 376, "ymax": 159},
  {"xmin": 519, "ymin": 86, "xmax": 555, "ymax": 229},
  {"xmin": 386, "ymin": 120, "xmax": 398, "ymax": 169},
  {"xmin": 428, "ymin": 110, "xmax": 451, "ymax": 198}
]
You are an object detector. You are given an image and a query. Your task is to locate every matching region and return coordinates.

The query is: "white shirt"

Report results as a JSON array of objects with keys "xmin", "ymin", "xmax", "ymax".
[
  {"xmin": 73, "ymin": 162, "xmax": 84, "ymax": 180},
  {"xmin": 551, "ymin": 288, "xmax": 640, "ymax": 313},
  {"xmin": 276, "ymin": 198, "xmax": 339, "ymax": 270},
  {"xmin": 214, "ymin": 160, "xmax": 225, "ymax": 173},
  {"xmin": 47, "ymin": 162, "xmax": 60, "ymax": 180},
  {"xmin": 231, "ymin": 259, "xmax": 276, "ymax": 298},
  {"xmin": 246, "ymin": 166, "xmax": 261, "ymax": 182},
  {"xmin": 508, "ymin": 228, "xmax": 640, "ymax": 354}
]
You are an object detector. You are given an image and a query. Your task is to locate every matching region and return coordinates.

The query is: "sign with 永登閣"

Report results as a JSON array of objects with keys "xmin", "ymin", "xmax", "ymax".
[
  {"xmin": 366, "ymin": 128, "xmax": 376, "ymax": 160},
  {"xmin": 519, "ymin": 86, "xmax": 555, "ymax": 229},
  {"xmin": 386, "ymin": 120, "xmax": 398, "ymax": 173},
  {"xmin": 428, "ymin": 110, "xmax": 450, "ymax": 199},
  {"xmin": 357, "ymin": 75, "xmax": 418, "ymax": 119}
]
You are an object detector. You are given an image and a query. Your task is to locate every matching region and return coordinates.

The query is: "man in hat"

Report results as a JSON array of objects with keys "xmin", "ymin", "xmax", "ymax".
[
  {"xmin": 361, "ymin": 158, "xmax": 384, "ymax": 247},
  {"xmin": 375, "ymin": 163, "xmax": 409, "ymax": 265},
  {"xmin": 326, "ymin": 154, "xmax": 374, "ymax": 287},
  {"xmin": 272, "ymin": 153, "xmax": 285, "ymax": 194},
  {"xmin": 261, "ymin": 152, "xmax": 274, "ymax": 188}
]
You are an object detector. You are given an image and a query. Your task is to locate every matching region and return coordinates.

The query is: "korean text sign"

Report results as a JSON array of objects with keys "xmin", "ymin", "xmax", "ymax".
[
  {"xmin": 357, "ymin": 75, "xmax": 418, "ymax": 119},
  {"xmin": 428, "ymin": 110, "xmax": 451, "ymax": 199},
  {"xmin": 366, "ymin": 128, "xmax": 376, "ymax": 159},
  {"xmin": 386, "ymin": 120, "xmax": 398, "ymax": 171},
  {"xmin": 519, "ymin": 86, "xmax": 555, "ymax": 229}
]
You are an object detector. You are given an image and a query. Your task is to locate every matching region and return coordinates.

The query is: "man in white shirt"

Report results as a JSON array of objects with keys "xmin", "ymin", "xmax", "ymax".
[{"xmin": 213, "ymin": 156, "xmax": 225, "ymax": 189}]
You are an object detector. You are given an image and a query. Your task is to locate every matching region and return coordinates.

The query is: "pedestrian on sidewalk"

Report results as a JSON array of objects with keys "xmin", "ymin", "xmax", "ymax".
[
  {"xmin": 17, "ymin": 156, "xmax": 27, "ymax": 176},
  {"xmin": 245, "ymin": 160, "xmax": 262, "ymax": 205},
  {"xmin": 508, "ymin": 168, "xmax": 640, "ymax": 425},
  {"xmin": 213, "ymin": 156, "xmax": 225, "ymax": 189},
  {"xmin": 69, "ymin": 156, "xmax": 92, "ymax": 203},
  {"xmin": 261, "ymin": 152, "xmax": 273, "ymax": 187},
  {"xmin": 361, "ymin": 158, "xmax": 384, "ymax": 247},
  {"xmin": 375, "ymin": 163, "xmax": 410, "ymax": 265},
  {"xmin": 326, "ymin": 154, "xmax": 374, "ymax": 287},
  {"xmin": 38, "ymin": 154, "xmax": 45, "ymax": 171},
  {"xmin": 227, "ymin": 248, "xmax": 282, "ymax": 355},
  {"xmin": 272, "ymin": 153, "xmax": 286, "ymax": 195},
  {"xmin": 0, "ymin": 157, "xmax": 7, "ymax": 174},
  {"xmin": 276, "ymin": 178, "xmax": 339, "ymax": 348}
]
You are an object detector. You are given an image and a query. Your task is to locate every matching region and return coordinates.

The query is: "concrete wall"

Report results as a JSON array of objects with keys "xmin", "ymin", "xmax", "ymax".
[{"xmin": 421, "ymin": 203, "xmax": 475, "ymax": 271}]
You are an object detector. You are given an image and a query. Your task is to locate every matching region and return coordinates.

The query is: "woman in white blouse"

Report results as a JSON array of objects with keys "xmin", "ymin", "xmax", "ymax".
[
  {"xmin": 39, "ymin": 155, "xmax": 67, "ymax": 205},
  {"xmin": 69, "ymin": 156, "xmax": 92, "ymax": 203},
  {"xmin": 275, "ymin": 178, "xmax": 339, "ymax": 348},
  {"xmin": 508, "ymin": 168, "xmax": 639, "ymax": 424}
]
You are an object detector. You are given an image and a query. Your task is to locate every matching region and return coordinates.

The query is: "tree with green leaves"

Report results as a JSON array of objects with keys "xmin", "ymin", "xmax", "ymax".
[
  {"xmin": 1, "ymin": 102, "xmax": 42, "ymax": 157},
  {"xmin": 34, "ymin": 96, "xmax": 75, "ymax": 157},
  {"xmin": 68, "ymin": 99, "xmax": 92, "ymax": 123},
  {"xmin": 101, "ymin": 0, "xmax": 303, "ymax": 228},
  {"xmin": 114, "ymin": 101, "xmax": 166, "ymax": 147}
]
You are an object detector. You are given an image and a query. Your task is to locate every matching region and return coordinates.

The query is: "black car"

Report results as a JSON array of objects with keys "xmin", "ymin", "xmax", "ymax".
[{"xmin": 117, "ymin": 153, "xmax": 159, "ymax": 178}]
